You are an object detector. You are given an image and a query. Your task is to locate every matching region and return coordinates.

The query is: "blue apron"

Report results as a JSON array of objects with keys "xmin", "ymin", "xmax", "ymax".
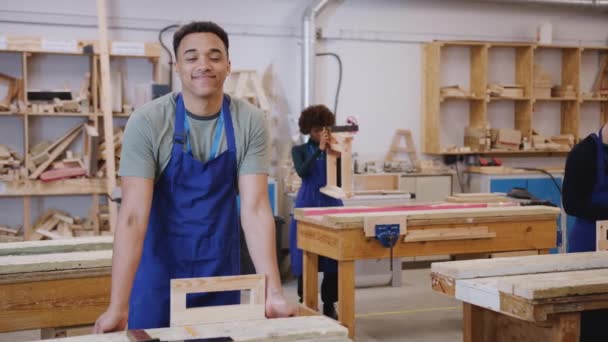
[
  {"xmin": 568, "ymin": 129, "xmax": 608, "ymax": 253},
  {"xmin": 289, "ymin": 143, "xmax": 342, "ymax": 276},
  {"xmin": 128, "ymin": 93, "xmax": 240, "ymax": 329}
]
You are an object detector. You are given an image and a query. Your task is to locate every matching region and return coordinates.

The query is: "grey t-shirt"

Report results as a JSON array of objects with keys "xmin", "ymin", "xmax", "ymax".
[{"xmin": 119, "ymin": 93, "xmax": 269, "ymax": 181}]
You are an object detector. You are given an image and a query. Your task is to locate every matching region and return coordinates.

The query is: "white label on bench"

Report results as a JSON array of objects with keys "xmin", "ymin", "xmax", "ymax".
[
  {"xmin": 41, "ymin": 39, "xmax": 79, "ymax": 53},
  {"xmin": 0, "ymin": 36, "xmax": 6, "ymax": 50},
  {"xmin": 111, "ymin": 41, "xmax": 145, "ymax": 56}
]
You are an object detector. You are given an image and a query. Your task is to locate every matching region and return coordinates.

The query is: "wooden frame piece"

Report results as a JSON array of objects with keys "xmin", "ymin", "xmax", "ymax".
[
  {"xmin": 597, "ymin": 220, "xmax": 608, "ymax": 251},
  {"xmin": 320, "ymin": 132, "xmax": 355, "ymax": 199},
  {"xmin": 170, "ymin": 274, "xmax": 266, "ymax": 326}
]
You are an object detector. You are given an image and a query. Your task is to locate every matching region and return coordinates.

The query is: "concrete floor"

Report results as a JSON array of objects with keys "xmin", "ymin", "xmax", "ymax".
[{"xmin": 0, "ymin": 266, "xmax": 462, "ymax": 342}]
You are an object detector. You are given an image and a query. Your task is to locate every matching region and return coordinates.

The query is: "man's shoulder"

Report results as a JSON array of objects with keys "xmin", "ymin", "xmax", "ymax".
[{"xmin": 130, "ymin": 92, "xmax": 176, "ymax": 125}]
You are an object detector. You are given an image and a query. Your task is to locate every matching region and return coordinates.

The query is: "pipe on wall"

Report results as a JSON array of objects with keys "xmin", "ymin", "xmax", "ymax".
[{"xmin": 301, "ymin": 0, "xmax": 332, "ymax": 111}]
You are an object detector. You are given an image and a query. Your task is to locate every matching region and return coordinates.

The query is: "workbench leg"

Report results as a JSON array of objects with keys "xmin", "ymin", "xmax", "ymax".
[
  {"xmin": 302, "ymin": 251, "xmax": 319, "ymax": 313},
  {"xmin": 338, "ymin": 260, "xmax": 355, "ymax": 339},
  {"xmin": 463, "ymin": 303, "xmax": 485, "ymax": 342},
  {"xmin": 551, "ymin": 312, "xmax": 580, "ymax": 342}
]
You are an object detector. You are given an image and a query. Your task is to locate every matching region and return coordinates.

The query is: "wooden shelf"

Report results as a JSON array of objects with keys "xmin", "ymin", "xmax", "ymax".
[
  {"xmin": 534, "ymin": 97, "xmax": 578, "ymax": 102},
  {"xmin": 488, "ymin": 96, "xmax": 531, "ymax": 101},
  {"xmin": 431, "ymin": 150, "xmax": 570, "ymax": 156},
  {"xmin": 422, "ymin": 40, "xmax": 607, "ymax": 155},
  {"xmin": 0, "ymin": 178, "xmax": 107, "ymax": 197},
  {"xmin": 440, "ymin": 95, "xmax": 485, "ymax": 101},
  {"xmin": 581, "ymin": 98, "xmax": 608, "ymax": 102},
  {"xmin": 28, "ymin": 111, "xmax": 98, "ymax": 117}
]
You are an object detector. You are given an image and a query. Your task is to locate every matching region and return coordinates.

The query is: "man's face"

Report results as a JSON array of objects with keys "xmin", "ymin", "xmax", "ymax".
[{"xmin": 175, "ymin": 32, "xmax": 230, "ymax": 98}]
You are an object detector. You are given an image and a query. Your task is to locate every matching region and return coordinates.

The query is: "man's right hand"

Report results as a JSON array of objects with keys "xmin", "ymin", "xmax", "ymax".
[{"xmin": 93, "ymin": 308, "xmax": 128, "ymax": 334}]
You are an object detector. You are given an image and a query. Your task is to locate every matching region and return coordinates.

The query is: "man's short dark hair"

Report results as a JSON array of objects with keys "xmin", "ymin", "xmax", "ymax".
[
  {"xmin": 299, "ymin": 105, "xmax": 335, "ymax": 135},
  {"xmin": 173, "ymin": 21, "xmax": 229, "ymax": 59}
]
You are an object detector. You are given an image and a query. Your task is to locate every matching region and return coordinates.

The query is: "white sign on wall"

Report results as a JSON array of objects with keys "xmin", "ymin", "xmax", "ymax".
[
  {"xmin": 0, "ymin": 36, "xmax": 7, "ymax": 50},
  {"xmin": 41, "ymin": 39, "xmax": 79, "ymax": 53},
  {"xmin": 111, "ymin": 41, "xmax": 145, "ymax": 56}
]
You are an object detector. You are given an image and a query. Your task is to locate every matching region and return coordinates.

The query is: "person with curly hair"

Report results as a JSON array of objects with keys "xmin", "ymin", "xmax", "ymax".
[{"xmin": 289, "ymin": 104, "xmax": 341, "ymax": 320}]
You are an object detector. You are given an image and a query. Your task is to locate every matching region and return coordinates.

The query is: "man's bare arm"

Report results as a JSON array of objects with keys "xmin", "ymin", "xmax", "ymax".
[{"xmin": 94, "ymin": 177, "xmax": 154, "ymax": 333}]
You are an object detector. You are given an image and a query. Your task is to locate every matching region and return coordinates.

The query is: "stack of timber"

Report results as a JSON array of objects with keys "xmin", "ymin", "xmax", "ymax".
[
  {"xmin": 29, "ymin": 209, "xmax": 110, "ymax": 240},
  {"xmin": 551, "ymin": 84, "xmax": 576, "ymax": 98},
  {"xmin": 29, "ymin": 123, "xmax": 87, "ymax": 181},
  {"xmin": 0, "ymin": 225, "xmax": 23, "ymax": 242},
  {"xmin": 0, "ymin": 237, "xmax": 113, "ymax": 333},
  {"xmin": 431, "ymin": 252, "xmax": 608, "ymax": 341},
  {"xmin": 487, "ymin": 83, "xmax": 525, "ymax": 98},
  {"xmin": 0, "ymin": 144, "xmax": 26, "ymax": 181},
  {"xmin": 0, "ymin": 72, "xmax": 24, "ymax": 112}
]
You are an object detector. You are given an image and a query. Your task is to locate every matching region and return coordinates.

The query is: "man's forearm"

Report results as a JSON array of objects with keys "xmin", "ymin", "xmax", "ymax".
[
  {"xmin": 108, "ymin": 210, "xmax": 147, "ymax": 312},
  {"xmin": 241, "ymin": 207, "xmax": 282, "ymax": 295}
]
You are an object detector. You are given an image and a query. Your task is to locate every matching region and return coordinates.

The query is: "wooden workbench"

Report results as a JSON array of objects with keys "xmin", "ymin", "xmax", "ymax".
[
  {"xmin": 35, "ymin": 316, "xmax": 349, "ymax": 342},
  {"xmin": 294, "ymin": 203, "xmax": 560, "ymax": 338},
  {"xmin": 0, "ymin": 237, "xmax": 113, "ymax": 333},
  {"xmin": 431, "ymin": 252, "xmax": 608, "ymax": 341}
]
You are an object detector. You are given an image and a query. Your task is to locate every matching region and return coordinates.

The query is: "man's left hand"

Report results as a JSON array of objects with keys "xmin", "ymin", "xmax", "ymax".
[{"xmin": 265, "ymin": 290, "xmax": 296, "ymax": 318}]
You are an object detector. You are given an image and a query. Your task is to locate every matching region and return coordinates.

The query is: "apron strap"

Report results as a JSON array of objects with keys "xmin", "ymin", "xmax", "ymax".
[
  {"xmin": 222, "ymin": 94, "xmax": 237, "ymax": 153},
  {"xmin": 173, "ymin": 94, "xmax": 187, "ymax": 155},
  {"xmin": 594, "ymin": 128, "xmax": 606, "ymax": 187}
]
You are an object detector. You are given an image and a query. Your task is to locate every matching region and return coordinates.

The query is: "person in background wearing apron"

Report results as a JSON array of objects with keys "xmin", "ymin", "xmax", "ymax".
[
  {"xmin": 93, "ymin": 21, "xmax": 294, "ymax": 333},
  {"xmin": 563, "ymin": 122, "xmax": 608, "ymax": 341},
  {"xmin": 289, "ymin": 104, "xmax": 340, "ymax": 320}
]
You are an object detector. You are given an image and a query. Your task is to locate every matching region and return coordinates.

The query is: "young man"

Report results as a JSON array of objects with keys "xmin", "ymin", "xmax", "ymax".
[{"xmin": 94, "ymin": 21, "xmax": 294, "ymax": 332}]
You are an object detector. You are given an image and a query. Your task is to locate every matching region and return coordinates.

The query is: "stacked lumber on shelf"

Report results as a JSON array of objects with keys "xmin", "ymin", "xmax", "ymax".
[
  {"xmin": 487, "ymin": 83, "xmax": 524, "ymax": 98},
  {"xmin": 551, "ymin": 84, "xmax": 576, "ymax": 98},
  {"xmin": 29, "ymin": 209, "xmax": 110, "ymax": 240},
  {"xmin": 531, "ymin": 132, "xmax": 565, "ymax": 151},
  {"xmin": 0, "ymin": 225, "xmax": 23, "ymax": 242},
  {"xmin": 29, "ymin": 123, "xmax": 87, "ymax": 181},
  {"xmin": 0, "ymin": 73, "xmax": 24, "ymax": 112},
  {"xmin": 97, "ymin": 128, "xmax": 123, "ymax": 178},
  {"xmin": 0, "ymin": 144, "xmax": 26, "ymax": 182},
  {"xmin": 533, "ymin": 64, "xmax": 553, "ymax": 98},
  {"xmin": 441, "ymin": 85, "xmax": 471, "ymax": 98}
]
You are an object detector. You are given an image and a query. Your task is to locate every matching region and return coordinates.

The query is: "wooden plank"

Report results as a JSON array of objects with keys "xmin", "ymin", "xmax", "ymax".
[
  {"xmin": 496, "ymin": 268, "xmax": 608, "ymax": 300},
  {"xmin": 422, "ymin": 43, "xmax": 441, "ymax": 153},
  {"xmin": 97, "ymin": 0, "xmax": 118, "ymax": 233},
  {"xmin": 295, "ymin": 205, "xmax": 560, "ymax": 229},
  {"xmin": 0, "ymin": 275, "xmax": 110, "ymax": 333},
  {"xmin": 431, "ymin": 251, "xmax": 608, "ymax": 279},
  {"xmin": 0, "ymin": 250, "xmax": 112, "ymax": 275},
  {"xmin": 37, "ymin": 316, "xmax": 348, "ymax": 342},
  {"xmin": 0, "ymin": 267, "xmax": 111, "ymax": 284},
  {"xmin": 0, "ymin": 178, "xmax": 106, "ymax": 197},
  {"xmin": 170, "ymin": 275, "xmax": 265, "ymax": 326},
  {"xmin": 30, "ymin": 127, "xmax": 82, "ymax": 179},
  {"xmin": 463, "ymin": 303, "xmax": 484, "ymax": 342},
  {"xmin": 83, "ymin": 124, "xmax": 99, "ymax": 177},
  {"xmin": 403, "ymin": 226, "xmax": 495, "ymax": 242},
  {"xmin": 36, "ymin": 228, "xmax": 69, "ymax": 240},
  {"xmin": 0, "ymin": 236, "xmax": 112, "ymax": 256},
  {"xmin": 303, "ymin": 251, "xmax": 319, "ymax": 314},
  {"xmin": 338, "ymin": 260, "xmax": 355, "ymax": 339}
]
